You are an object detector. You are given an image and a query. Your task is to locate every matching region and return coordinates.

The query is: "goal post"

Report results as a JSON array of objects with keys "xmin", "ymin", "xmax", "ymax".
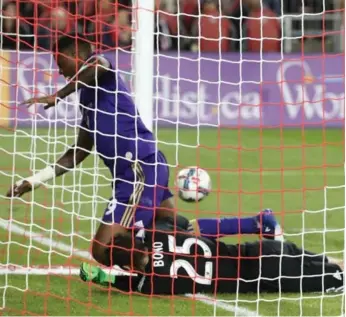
[
  {"xmin": 0, "ymin": 0, "xmax": 345, "ymax": 316},
  {"xmin": 133, "ymin": 0, "xmax": 155, "ymax": 132}
]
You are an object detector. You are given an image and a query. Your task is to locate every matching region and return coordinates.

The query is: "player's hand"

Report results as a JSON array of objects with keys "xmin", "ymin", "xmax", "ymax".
[
  {"xmin": 21, "ymin": 95, "xmax": 57, "ymax": 110},
  {"xmin": 6, "ymin": 180, "xmax": 33, "ymax": 198}
]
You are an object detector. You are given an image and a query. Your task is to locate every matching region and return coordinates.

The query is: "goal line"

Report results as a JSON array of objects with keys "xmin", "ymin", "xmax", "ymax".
[
  {"xmin": 0, "ymin": 218, "xmax": 259, "ymax": 316},
  {"xmin": 0, "ymin": 265, "xmax": 80, "ymax": 276}
]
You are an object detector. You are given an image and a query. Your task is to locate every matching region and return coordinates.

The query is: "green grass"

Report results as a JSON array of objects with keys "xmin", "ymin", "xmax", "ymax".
[{"xmin": 0, "ymin": 127, "xmax": 345, "ymax": 316}]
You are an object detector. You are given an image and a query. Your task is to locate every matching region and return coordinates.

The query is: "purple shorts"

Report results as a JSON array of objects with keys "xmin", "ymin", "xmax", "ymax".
[{"xmin": 102, "ymin": 151, "xmax": 173, "ymax": 228}]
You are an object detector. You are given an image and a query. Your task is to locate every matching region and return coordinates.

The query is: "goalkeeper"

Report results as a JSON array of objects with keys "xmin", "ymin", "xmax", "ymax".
[{"xmin": 80, "ymin": 216, "xmax": 344, "ymax": 295}]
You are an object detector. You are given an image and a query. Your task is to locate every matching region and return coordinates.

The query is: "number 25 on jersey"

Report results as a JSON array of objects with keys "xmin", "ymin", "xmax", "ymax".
[{"xmin": 168, "ymin": 235, "xmax": 213, "ymax": 285}]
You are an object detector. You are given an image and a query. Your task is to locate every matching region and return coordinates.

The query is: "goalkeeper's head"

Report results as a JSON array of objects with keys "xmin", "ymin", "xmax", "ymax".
[
  {"xmin": 106, "ymin": 233, "xmax": 149, "ymax": 272},
  {"xmin": 52, "ymin": 33, "xmax": 93, "ymax": 79}
]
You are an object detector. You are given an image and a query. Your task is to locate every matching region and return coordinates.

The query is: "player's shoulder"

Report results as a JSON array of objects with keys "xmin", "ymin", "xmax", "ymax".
[
  {"xmin": 80, "ymin": 53, "xmax": 112, "ymax": 72},
  {"xmin": 93, "ymin": 53, "xmax": 111, "ymax": 67}
]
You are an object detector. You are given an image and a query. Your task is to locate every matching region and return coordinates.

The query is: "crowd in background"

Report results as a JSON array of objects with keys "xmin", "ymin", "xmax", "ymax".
[{"xmin": 0, "ymin": 0, "xmax": 344, "ymax": 52}]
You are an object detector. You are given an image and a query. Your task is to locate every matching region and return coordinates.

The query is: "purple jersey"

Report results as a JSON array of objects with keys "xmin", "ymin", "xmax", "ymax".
[{"xmin": 79, "ymin": 54, "xmax": 156, "ymax": 178}]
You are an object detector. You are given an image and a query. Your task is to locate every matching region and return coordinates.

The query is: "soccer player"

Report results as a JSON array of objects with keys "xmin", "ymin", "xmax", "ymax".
[
  {"xmin": 80, "ymin": 218, "xmax": 344, "ymax": 295},
  {"xmin": 6, "ymin": 34, "xmax": 176, "ymax": 266},
  {"xmin": 5, "ymin": 33, "xmax": 282, "ymax": 266}
]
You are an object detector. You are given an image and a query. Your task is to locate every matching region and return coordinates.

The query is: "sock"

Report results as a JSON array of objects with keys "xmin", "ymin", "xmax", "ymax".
[{"xmin": 195, "ymin": 217, "xmax": 258, "ymax": 238}]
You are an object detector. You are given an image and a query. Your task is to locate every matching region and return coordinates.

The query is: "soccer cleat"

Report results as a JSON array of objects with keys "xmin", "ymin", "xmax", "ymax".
[
  {"xmin": 255, "ymin": 209, "xmax": 284, "ymax": 241},
  {"xmin": 80, "ymin": 262, "xmax": 115, "ymax": 286}
]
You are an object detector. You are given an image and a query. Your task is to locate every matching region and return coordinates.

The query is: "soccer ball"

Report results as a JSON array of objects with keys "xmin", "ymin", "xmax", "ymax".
[{"xmin": 176, "ymin": 167, "xmax": 211, "ymax": 202}]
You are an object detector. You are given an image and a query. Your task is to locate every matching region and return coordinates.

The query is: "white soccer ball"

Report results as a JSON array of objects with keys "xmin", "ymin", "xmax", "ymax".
[{"xmin": 176, "ymin": 167, "xmax": 211, "ymax": 202}]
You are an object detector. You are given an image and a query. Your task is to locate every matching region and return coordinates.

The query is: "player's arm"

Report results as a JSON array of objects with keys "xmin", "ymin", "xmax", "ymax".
[
  {"xmin": 79, "ymin": 262, "xmax": 144, "ymax": 293},
  {"xmin": 55, "ymin": 55, "xmax": 109, "ymax": 101},
  {"xmin": 21, "ymin": 55, "xmax": 110, "ymax": 109},
  {"xmin": 54, "ymin": 127, "xmax": 93, "ymax": 177},
  {"xmin": 6, "ymin": 127, "xmax": 93, "ymax": 198}
]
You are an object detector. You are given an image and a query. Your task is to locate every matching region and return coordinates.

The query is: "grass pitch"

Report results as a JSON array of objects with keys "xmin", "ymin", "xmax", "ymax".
[{"xmin": 0, "ymin": 127, "xmax": 344, "ymax": 316}]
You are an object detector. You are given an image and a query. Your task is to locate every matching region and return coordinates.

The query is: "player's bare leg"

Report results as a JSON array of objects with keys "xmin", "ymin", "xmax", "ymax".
[
  {"xmin": 92, "ymin": 222, "xmax": 128, "ymax": 266},
  {"xmin": 156, "ymin": 197, "xmax": 175, "ymax": 219},
  {"xmin": 92, "ymin": 202, "xmax": 174, "ymax": 266},
  {"xmin": 92, "ymin": 196, "xmax": 182, "ymax": 265}
]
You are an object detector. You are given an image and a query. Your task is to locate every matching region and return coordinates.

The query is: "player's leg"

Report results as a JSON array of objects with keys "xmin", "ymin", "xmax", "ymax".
[
  {"xmin": 297, "ymin": 259, "xmax": 344, "ymax": 293},
  {"xmin": 92, "ymin": 152, "xmax": 172, "ymax": 266},
  {"xmin": 237, "ymin": 240, "xmax": 344, "ymax": 293},
  {"xmin": 156, "ymin": 196, "xmax": 175, "ymax": 219},
  {"xmin": 154, "ymin": 152, "xmax": 282, "ymax": 238},
  {"xmin": 92, "ymin": 221, "xmax": 128, "ymax": 266},
  {"xmin": 190, "ymin": 209, "xmax": 283, "ymax": 240},
  {"xmin": 92, "ymin": 190, "xmax": 139, "ymax": 265},
  {"xmin": 155, "ymin": 151, "xmax": 176, "ymax": 219},
  {"xmin": 92, "ymin": 160, "xmax": 147, "ymax": 265}
]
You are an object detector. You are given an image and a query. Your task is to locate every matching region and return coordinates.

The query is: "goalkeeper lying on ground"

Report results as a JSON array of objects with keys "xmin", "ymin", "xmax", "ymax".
[{"xmin": 80, "ymin": 215, "xmax": 344, "ymax": 295}]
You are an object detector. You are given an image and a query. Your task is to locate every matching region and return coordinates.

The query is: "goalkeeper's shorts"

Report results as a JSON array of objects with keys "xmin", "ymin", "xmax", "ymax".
[
  {"xmin": 223, "ymin": 240, "xmax": 344, "ymax": 294},
  {"xmin": 102, "ymin": 151, "xmax": 173, "ymax": 228}
]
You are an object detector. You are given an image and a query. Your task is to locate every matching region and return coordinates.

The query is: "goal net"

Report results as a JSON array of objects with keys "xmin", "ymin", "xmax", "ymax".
[{"xmin": 0, "ymin": 0, "xmax": 345, "ymax": 315}]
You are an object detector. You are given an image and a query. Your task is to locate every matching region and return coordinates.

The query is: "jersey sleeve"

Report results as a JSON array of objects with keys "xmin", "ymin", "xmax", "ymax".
[{"xmin": 80, "ymin": 54, "xmax": 111, "ymax": 73}]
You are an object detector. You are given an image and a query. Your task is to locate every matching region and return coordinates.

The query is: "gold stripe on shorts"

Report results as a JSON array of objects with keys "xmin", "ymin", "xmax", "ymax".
[
  {"xmin": 189, "ymin": 219, "xmax": 201, "ymax": 236},
  {"xmin": 120, "ymin": 162, "xmax": 145, "ymax": 227}
]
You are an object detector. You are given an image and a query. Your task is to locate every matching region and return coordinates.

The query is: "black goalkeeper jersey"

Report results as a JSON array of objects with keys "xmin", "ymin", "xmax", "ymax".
[
  {"xmin": 112, "ymin": 227, "xmax": 345, "ymax": 295},
  {"xmin": 113, "ymin": 229, "xmax": 240, "ymax": 295}
]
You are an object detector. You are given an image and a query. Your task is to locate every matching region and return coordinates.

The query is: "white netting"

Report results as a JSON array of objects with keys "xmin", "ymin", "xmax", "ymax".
[{"xmin": 0, "ymin": 0, "xmax": 345, "ymax": 315}]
